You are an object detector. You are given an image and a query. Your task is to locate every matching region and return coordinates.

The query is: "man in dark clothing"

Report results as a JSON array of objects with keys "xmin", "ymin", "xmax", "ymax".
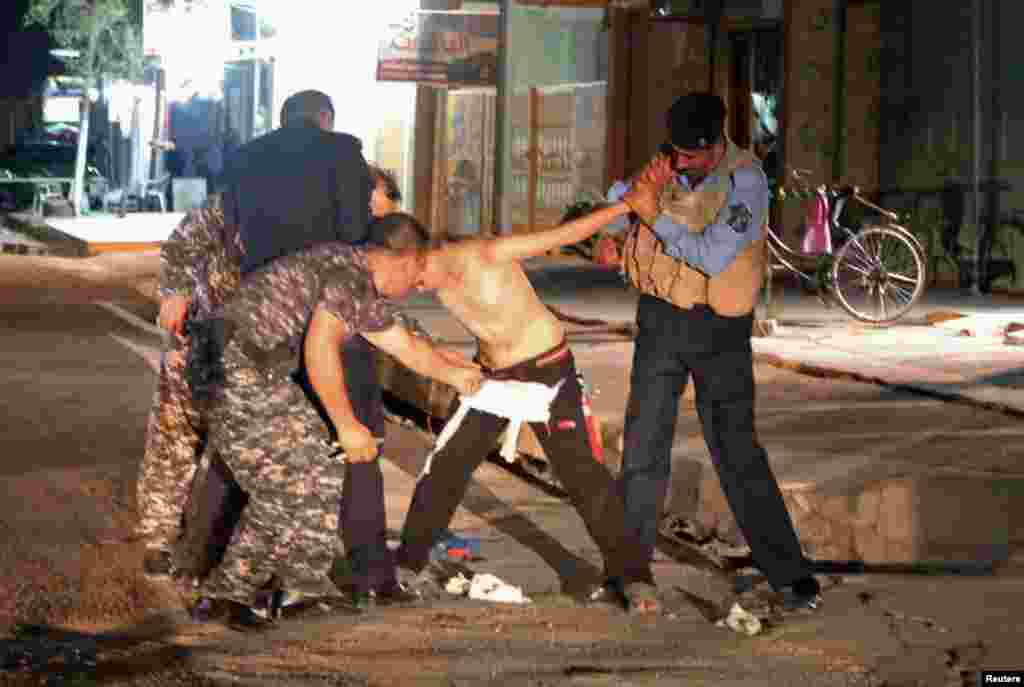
[
  {"xmin": 220, "ymin": 89, "xmax": 373, "ymax": 275},
  {"xmin": 223, "ymin": 90, "xmax": 389, "ymax": 597},
  {"xmin": 156, "ymin": 91, "xmax": 400, "ymax": 614}
]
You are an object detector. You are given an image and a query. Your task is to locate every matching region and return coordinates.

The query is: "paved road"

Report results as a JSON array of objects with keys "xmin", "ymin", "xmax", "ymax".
[{"xmin": 1, "ymin": 274, "xmax": 1022, "ymax": 685}]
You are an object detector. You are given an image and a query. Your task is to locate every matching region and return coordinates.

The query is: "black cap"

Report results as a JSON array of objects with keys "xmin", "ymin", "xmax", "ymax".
[{"xmin": 665, "ymin": 92, "xmax": 726, "ymax": 150}]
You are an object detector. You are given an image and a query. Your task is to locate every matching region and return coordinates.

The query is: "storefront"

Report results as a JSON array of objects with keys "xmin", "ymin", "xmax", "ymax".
[{"xmin": 407, "ymin": 0, "xmax": 788, "ymax": 239}]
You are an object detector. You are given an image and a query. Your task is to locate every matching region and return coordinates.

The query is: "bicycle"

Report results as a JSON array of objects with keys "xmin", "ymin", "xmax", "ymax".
[{"xmin": 765, "ymin": 168, "xmax": 928, "ymax": 325}]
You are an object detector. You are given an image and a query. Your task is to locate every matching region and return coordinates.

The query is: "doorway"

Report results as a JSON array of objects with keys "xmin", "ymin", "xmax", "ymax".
[{"xmin": 609, "ymin": 8, "xmax": 782, "ymax": 182}]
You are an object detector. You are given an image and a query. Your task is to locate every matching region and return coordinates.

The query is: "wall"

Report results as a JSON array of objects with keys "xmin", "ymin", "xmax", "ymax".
[
  {"xmin": 842, "ymin": 1, "xmax": 881, "ymax": 192},
  {"xmin": 880, "ymin": 0, "xmax": 1024, "ymax": 288},
  {"xmin": 781, "ymin": 0, "xmax": 838, "ymax": 188},
  {"xmin": 778, "ymin": 0, "xmax": 887, "ymax": 244},
  {"xmin": 624, "ymin": 17, "xmax": 734, "ymax": 177}
]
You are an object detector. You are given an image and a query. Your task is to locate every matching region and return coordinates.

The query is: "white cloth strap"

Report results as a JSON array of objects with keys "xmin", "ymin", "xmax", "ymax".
[{"xmin": 420, "ymin": 378, "xmax": 565, "ymax": 476}]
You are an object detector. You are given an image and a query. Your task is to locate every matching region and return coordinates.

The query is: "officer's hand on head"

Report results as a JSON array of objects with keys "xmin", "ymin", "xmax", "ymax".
[
  {"xmin": 158, "ymin": 295, "xmax": 191, "ymax": 340},
  {"xmin": 335, "ymin": 422, "xmax": 378, "ymax": 463}
]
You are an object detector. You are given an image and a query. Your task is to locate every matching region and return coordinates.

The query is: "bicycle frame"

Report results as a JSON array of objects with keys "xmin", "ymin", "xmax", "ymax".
[
  {"xmin": 765, "ymin": 170, "xmax": 928, "ymax": 324},
  {"xmin": 766, "ymin": 172, "xmax": 924, "ymax": 285}
]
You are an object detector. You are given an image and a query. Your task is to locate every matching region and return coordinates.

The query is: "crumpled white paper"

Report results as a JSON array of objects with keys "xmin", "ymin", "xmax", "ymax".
[
  {"xmin": 444, "ymin": 573, "xmax": 472, "ymax": 596},
  {"xmin": 465, "ymin": 573, "xmax": 532, "ymax": 604},
  {"xmin": 715, "ymin": 602, "xmax": 763, "ymax": 636}
]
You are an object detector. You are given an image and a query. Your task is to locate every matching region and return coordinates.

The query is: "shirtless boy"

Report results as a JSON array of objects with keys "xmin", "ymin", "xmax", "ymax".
[{"xmin": 394, "ymin": 202, "xmax": 659, "ymax": 612}]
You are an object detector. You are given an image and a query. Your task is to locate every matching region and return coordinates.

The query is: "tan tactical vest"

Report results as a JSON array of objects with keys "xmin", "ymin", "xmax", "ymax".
[{"xmin": 622, "ymin": 141, "xmax": 767, "ymax": 317}]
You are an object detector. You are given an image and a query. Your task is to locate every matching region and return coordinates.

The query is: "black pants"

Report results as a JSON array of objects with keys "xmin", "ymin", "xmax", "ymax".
[
  {"xmin": 176, "ymin": 335, "xmax": 395, "ymax": 592},
  {"xmin": 620, "ymin": 295, "xmax": 810, "ymax": 590},
  {"xmin": 396, "ymin": 341, "xmax": 653, "ymax": 586}
]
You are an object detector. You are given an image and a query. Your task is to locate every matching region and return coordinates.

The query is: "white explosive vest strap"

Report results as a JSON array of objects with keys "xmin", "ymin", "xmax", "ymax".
[{"xmin": 421, "ymin": 378, "xmax": 565, "ymax": 476}]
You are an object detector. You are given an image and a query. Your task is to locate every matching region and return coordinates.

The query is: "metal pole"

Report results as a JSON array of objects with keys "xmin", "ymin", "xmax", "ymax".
[
  {"xmin": 252, "ymin": 7, "xmax": 261, "ymax": 139},
  {"xmin": 493, "ymin": 0, "xmax": 509, "ymax": 235},
  {"xmin": 969, "ymin": 0, "xmax": 982, "ymax": 295}
]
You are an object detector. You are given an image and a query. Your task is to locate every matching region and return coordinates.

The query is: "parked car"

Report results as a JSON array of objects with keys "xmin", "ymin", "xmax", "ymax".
[{"xmin": 0, "ymin": 143, "xmax": 105, "ymax": 212}]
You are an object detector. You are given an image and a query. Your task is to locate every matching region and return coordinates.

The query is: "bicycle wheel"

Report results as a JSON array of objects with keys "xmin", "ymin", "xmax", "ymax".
[{"xmin": 830, "ymin": 225, "xmax": 927, "ymax": 324}]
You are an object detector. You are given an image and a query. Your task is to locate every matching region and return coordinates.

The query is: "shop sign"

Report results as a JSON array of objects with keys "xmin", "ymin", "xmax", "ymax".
[{"xmin": 377, "ymin": 11, "xmax": 500, "ymax": 88}]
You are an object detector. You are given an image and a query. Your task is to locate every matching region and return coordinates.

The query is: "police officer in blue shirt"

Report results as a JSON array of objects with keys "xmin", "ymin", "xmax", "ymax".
[{"xmin": 604, "ymin": 92, "xmax": 821, "ymax": 612}]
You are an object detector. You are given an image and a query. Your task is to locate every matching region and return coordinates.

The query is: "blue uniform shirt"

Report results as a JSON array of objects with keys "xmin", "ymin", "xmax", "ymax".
[{"xmin": 605, "ymin": 166, "xmax": 769, "ymax": 277}]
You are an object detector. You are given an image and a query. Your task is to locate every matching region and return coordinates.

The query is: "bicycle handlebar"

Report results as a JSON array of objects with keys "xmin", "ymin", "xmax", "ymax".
[
  {"xmin": 849, "ymin": 190, "xmax": 900, "ymax": 222},
  {"xmin": 784, "ymin": 167, "xmax": 901, "ymax": 222}
]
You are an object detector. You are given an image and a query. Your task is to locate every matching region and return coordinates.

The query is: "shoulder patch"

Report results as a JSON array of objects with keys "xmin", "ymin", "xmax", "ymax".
[{"xmin": 725, "ymin": 202, "xmax": 753, "ymax": 234}]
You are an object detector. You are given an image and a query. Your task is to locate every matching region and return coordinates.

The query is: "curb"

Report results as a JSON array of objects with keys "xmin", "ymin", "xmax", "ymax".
[
  {"xmin": 751, "ymin": 351, "xmax": 1024, "ymax": 418},
  {"xmin": 0, "ymin": 227, "xmax": 49, "ymax": 256},
  {"xmin": 0, "ymin": 241, "xmax": 49, "ymax": 255}
]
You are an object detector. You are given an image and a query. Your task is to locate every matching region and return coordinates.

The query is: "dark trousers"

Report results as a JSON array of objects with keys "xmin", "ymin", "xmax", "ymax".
[
  {"xmin": 177, "ymin": 335, "xmax": 395, "ymax": 592},
  {"xmin": 620, "ymin": 295, "xmax": 810, "ymax": 590},
  {"xmin": 396, "ymin": 341, "xmax": 653, "ymax": 586}
]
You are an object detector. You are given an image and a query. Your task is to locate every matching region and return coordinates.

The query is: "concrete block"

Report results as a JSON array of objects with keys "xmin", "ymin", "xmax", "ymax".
[
  {"xmin": 854, "ymin": 488, "xmax": 882, "ymax": 529},
  {"xmin": 878, "ymin": 480, "xmax": 917, "ymax": 542},
  {"xmin": 855, "ymin": 528, "xmax": 887, "ymax": 563},
  {"xmin": 915, "ymin": 476, "xmax": 1014, "ymax": 563},
  {"xmin": 683, "ymin": 470, "xmax": 1018, "ymax": 566}
]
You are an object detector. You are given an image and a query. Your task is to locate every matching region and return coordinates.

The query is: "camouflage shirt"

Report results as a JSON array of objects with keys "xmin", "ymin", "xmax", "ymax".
[
  {"xmin": 224, "ymin": 242, "xmax": 397, "ymax": 355},
  {"xmin": 158, "ymin": 207, "xmax": 244, "ymax": 318}
]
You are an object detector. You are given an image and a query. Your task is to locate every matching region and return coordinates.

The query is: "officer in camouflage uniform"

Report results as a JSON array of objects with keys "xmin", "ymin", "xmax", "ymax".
[
  {"xmin": 137, "ymin": 204, "xmax": 242, "ymax": 573},
  {"xmin": 141, "ymin": 89, "xmax": 378, "ymax": 581},
  {"xmin": 193, "ymin": 236, "xmax": 481, "ymax": 624}
]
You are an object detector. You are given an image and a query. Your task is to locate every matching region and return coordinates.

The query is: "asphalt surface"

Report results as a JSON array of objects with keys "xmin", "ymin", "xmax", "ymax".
[{"xmin": 1, "ymin": 264, "xmax": 1023, "ymax": 685}]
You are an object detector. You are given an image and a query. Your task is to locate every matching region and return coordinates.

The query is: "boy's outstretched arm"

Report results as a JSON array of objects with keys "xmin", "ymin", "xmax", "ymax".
[{"xmin": 480, "ymin": 202, "xmax": 631, "ymax": 264}]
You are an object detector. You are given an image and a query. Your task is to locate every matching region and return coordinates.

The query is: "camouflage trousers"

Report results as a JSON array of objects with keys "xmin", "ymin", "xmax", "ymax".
[
  {"xmin": 136, "ymin": 345, "xmax": 204, "ymax": 551},
  {"xmin": 198, "ymin": 351, "xmax": 345, "ymax": 606}
]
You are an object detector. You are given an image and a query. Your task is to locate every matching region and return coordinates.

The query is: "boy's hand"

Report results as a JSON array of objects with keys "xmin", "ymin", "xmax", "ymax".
[
  {"xmin": 622, "ymin": 181, "xmax": 660, "ymax": 227},
  {"xmin": 335, "ymin": 422, "xmax": 378, "ymax": 463}
]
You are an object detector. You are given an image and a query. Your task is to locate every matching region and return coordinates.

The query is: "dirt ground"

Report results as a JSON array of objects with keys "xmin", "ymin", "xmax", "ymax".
[{"xmin": 2, "ymin": 300, "xmax": 1023, "ymax": 686}]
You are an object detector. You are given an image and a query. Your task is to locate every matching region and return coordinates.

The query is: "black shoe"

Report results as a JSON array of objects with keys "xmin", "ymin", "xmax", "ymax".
[
  {"xmin": 371, "ymin": 581, "xmax": 420, "ymax": 607},
  {"xmin": 779, "ymin": 576, "xmax": 822, "ymax": 613},
  {"xmin": 143, "ymin": 548, "xmax": 174, "ymax": 578},
  {"xmin": 252, "ymin": 578, "xmax": 285, "ymax": 621},
  {"xmin": 226, "ymin": 601, "xmax": 276, "ymax": 632},
  {"xmin": 395, "ymin": 565, "xmax": 445, "ymax": 601},
  {"xmin": 584, "ymin": 580, "xmax": 627, "ymax": 610}
]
